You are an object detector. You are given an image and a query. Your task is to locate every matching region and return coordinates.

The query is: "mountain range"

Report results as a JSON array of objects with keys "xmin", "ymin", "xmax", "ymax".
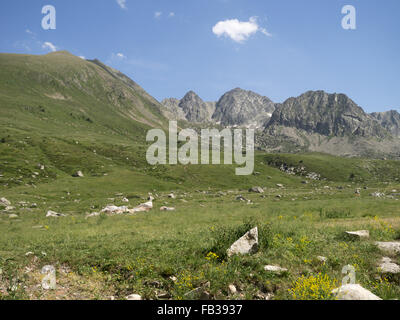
[
  {"xmin": 162, "ymin": 89, "xmax": 400, "ymax": 158},
  {"xmin": 0, "ymin": 51, "xmax": 399, "ymax": 160}
]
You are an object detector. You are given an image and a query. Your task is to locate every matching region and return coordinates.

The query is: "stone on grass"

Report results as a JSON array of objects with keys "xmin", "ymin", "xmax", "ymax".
[
  {"xmin": 378, "ymin": 257, "xmax": 400, "ymax": 274},
  {"xmin": 249, "ymin": 187, "xmax": 264, "ymax": 194},
  {"xmin": 264, "ymin": 265, "xmax": 288, "ymax": 274},
  {"xmin": 72, "ymin": 171, "xmax": 84, "ymax": 178},
  {"xmin": 0, "ymin": 197, "xmax": 11, "ymax": 206},
  {"xmin": 101, "ymin": 205, "xmax": 129, "ymax": 215},
  {"xmin": 375, "ymin": 241, "xmax": 400, "ymax": 255},
  {"xmin": 332, "ymin": 284, "xmax": 382, "ymax": 300},
  {"xmin": 46, "ymin": 210, "xmax": 66, "ymax": 217},
  {"xmin": 126, "ymin": 294, "xmax": 142, "ymax": 300},
  {"xmin": 345, "ymin": 230, "xmax": 369, "ymax": 240},
  {"xmin": 9, "ymin": 214, "xmax": 18, "ymax": 219},
  {"xmin": 317, "ymin": 256, "xmax": 328, "ymax": 263},
  {"xmin": 160, "ymin": 206, "xmax": 175, "ymax": 211},
  {"xmin": 227, "ymin": 227, "xmax": 258, "ymax": 257},
  {"xmin": 228, "ymin": 284, "xmax": 237, "ymax": 294},
  {"xmin": 168, "ymin": 193, "xmax": 176, "ymax": 199}
]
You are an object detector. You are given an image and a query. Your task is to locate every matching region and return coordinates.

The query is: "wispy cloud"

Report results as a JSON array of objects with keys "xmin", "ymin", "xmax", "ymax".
[
  {"xmin": 116, "ymin": 0, "xmax": 127, "ymax": 10},
  {"xmin": 154, "ymin": 11, "xmax": 162, "ymax": 19},
  {"xmin": 42, "ymin": 41, "xmax": 57, "ymax": 52},
  {"xmin": 212, "ymin": 16, "xmax": 271, "ymax": 43},
  {"xmin": 112, "ymin": 52, "xmax": 126, "ymax": 60},
  {"xmin": 168, "ymin": 12, "xmax": 175, "ymax": 18}
]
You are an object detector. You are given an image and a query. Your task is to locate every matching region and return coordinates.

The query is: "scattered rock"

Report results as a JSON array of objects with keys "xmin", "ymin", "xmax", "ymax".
[
  {"xmin": 9, "ymin": 214, "xmax": 18, "ymax": 219},
  {"xmin": 86, "ymin": 212, "xmax": 100, "ymax": 218},
  {"xmin": 160, "ymin": 206, "xmax": 175, "ymax": 211},
  {"xmin": 122, "ymin": 197, "xmax": 129, "ymax": 203},
  {"xmin": 228, "ymin": 284, "xmax": 237, "ymax": 295},
  {"xmin": 167, "ymin": 193, "xmax": 176, "ymax": 199},
  {"xmin": 72, "ymin": 171, "xmax": 84, "ymax": 178},
  {"xmin": 378, "ymin": 257, "xmax": 400, "ymax": 274},
  {"xmin": 375, "ymin": 241, "xmax": 400, "ymax": 255},
  {"xmin": 126, "ymin": 294, "xmax": 142, "ymax": 300},
  {"xmin": 46, "ymin": 210, "xmax": 66, "ymax": 217},
  {"xmin": 101, "ymin": 205, "xmax": 129, "ymax": 215},
  {"xmin": 131, "ymin": 197, "xmax": 154, "ymax": 213},
  {"xmin": 264, "ymin": 265, "xmax": 288, "ymax": 274},
  {"xmin": 370, "ymin": 192, "xmax": 385, "ymax": 198},
  {"xmin": 345, "ymin": 230, "xmax": 369, "ymax": 240},
  {"xmin": 227, "ymin": 227, "xmax": 259, "ymax": 257},
  {"xmin": 332, "ymin": 284, "xmax": 382, "ymax": 300},
  {"xmin": 317, "ymin": 256, "xmax": 328, "ymax": 263},
  {"xmin": 236, "ymin": 195, "xmax": 247, "ymax": 202},
  {"xmin": 0, "ymin": 197, "xmax": 11, "ymax": 206},
  {"xmin": 276, "ymin": 184, "xmax": 284, "ymax": 188},
  {"xmin": 249, "ymin": 187, "xmax": 264, "ymax": 194}
]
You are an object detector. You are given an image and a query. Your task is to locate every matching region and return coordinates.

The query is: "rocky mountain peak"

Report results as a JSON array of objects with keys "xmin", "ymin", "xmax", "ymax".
[{"xmin": 212, "ymin": 88, "xmax": 275, "ymax": 129}]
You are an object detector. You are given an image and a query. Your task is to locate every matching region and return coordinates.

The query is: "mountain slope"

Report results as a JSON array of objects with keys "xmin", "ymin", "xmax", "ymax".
[
  {"xmin": 259, "ymin": 91, "xmax": 400, "ymax": 158},
  {"xmin": 212, "ymin": 88, "xmax": 275, "ymax": 129},
  {"xmin": 0, "ymin": 51, "xmax": 167, "ymax": 141}
]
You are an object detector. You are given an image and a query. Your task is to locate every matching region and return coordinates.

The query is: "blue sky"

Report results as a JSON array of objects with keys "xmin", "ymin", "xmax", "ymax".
[{"xmin": 0, "ymin": 0, "xmax": 399, "ymax": 112}]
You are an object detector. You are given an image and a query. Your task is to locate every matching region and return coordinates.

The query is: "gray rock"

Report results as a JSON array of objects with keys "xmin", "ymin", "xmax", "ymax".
[
  {"xmin": 375, "ymin": 241, "xmax": 400, "ymax": 255},
  {"xmin": 0, "ymin": 197, "xmax": 11, "ymax": 206},
  {"xmin": 72, "ymin": 171, "xmax": 84, "ymax": 178},
  {"xmin": 264, "ymin": 265, "xmax": 288, "ymax": 274},
  {"xmin": 332, "ymin": 284, "xmax": 382, "ymax": 300},
  {"xmin": 126, "ymin": 294, "xmax": 142, "ymax": 300},
  {"xmin": 46, "ymin": 210, "xmax": 66, "ymax": 217},
  {"xmin": 345, "ymin": 230, "xmax": 370, "ymax": 240},
  {"xmin": 227, "ymin": 227, "xmax": 259, "ymax": 257},
  {"xmin": 249, "ymin": 186, "xmax": 264, "ymax": 194},
  {"xmin": 378, "ymin": 257, "xmax": 400, "ymax": 274},
  {"xmin": 160, "ymin": 206, "xmax": 175, "ymax": 211}
]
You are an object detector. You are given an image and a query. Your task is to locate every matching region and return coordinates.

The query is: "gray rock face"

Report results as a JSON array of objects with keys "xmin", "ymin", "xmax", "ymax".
[
  {"xmin": 161, "ymin": 98, "xmax": 186, "ymax": 121},
  {"xmin": 371, "ymin": 110, "xmax": 400, "ymax": 137},
  {"xmin": 259, "ymin": 91, "xmax": 400, "ymax": 158},
  {"xmin": 266, "ymin": 91, "xmax": 387, "ymax": 138},
  {"xmin": 332, "ymin": 284, "xmax": 382, "ymax": 300},
  {"xmin": 227, "ymin": 227, "xmax": 259, "ymax": 257},
  {"xmin": 161, "ymin": 91, "xmax": 215, "ymax": 123},
  {"xmin": 179, "ymin": 91, "xmax": 215, "ymax": 123},
  {"xmin": 212, "ymin": 88, "xmax": 275, "ymax": 129}
]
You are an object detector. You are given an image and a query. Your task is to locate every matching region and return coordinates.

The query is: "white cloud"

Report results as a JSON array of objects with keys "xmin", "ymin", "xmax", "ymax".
[
  {"xmin": 154, "ymin": 12, "xmax": 162, "ymax": 19},
  {"xmin": 26, "ymin": 29, "xmax": 33, "ymax": 35},
  {"xmin": 116, "ymin": 0, "xmax": 127, "ymax": 10},
  {"xmin": 116, "ymin": 53, "xmax": 126, "ymax": 59},
  {"xmin": 79, "ymin": 56, "xmax": 86, "ymax": 60},
  {"xmin": 42, "ymin": 41, "xmax": 57, "ymax": 52},
  {"xmin": 212, "ymin": 16, "xmax": 271, "ymax": 43},
  {"xmin": 169, "ymin": 12, "xmax": 175, "ymax": 18}
]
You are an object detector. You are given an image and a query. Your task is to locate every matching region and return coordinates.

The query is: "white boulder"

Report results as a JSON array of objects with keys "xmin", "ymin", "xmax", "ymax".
[{"xmin": 227, "ymin": 227, "xmax": 259, "ymax": 257}]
